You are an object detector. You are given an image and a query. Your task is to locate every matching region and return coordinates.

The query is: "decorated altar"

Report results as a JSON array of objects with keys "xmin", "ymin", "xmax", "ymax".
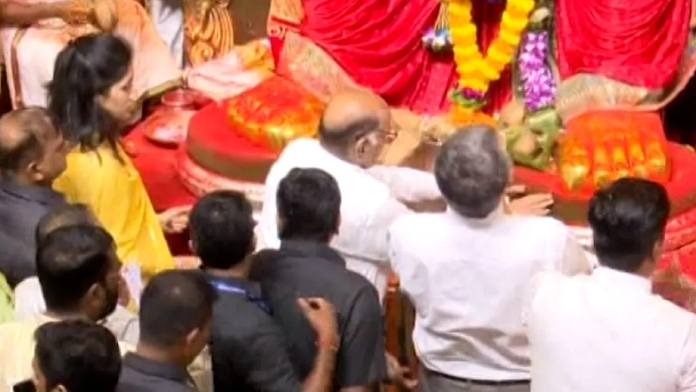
[{"xmin": 120, "ymin": 0, "xmax": 696, "ymax": 310}]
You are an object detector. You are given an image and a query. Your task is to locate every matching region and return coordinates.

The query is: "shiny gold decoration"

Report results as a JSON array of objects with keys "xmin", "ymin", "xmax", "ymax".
[
  {"xmin": 183, "ymin": 0, "xmax": 234, "ymax": 66},
  {"xmin": 557, "ymin": 111, "xmax": 670, "ymax": 191},
  {"xmin": 267, "ymin": 0, "xmax": 304, "ymax": 39},
  {"xmin": 555, "ymin": 74, "xmax": 649, "ymax": 123},
  {"xmin": 277, "ymin": 32, "xmax": 361, "ymax": 101},
  {"xmin": 226, "ymin": 75, "xmax": 325, "ymax": 152}
]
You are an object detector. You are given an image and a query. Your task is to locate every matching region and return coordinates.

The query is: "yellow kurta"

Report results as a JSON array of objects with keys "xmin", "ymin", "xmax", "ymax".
[{"xmin": 52, "ymin": 144, "xmax": 174, "ymax": 277}]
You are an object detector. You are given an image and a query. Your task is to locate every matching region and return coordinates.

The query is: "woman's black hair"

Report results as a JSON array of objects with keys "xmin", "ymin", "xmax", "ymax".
[{"xmin": 47, "ymin": 32, "xmax": 133, "ymax": 161}]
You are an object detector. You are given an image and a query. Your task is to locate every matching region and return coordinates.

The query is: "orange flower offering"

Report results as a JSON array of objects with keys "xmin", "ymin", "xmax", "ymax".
[
  {"xmin": 558, "ymin": 111, "xmax": 670, "ymax": 191},
  {"xmin": 227, "ymin": 75, "xmax": 325, "ymax": 152}
]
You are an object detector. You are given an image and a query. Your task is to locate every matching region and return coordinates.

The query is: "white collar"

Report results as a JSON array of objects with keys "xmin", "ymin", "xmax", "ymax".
[
  {"xmin": 593, "ymin": 267, "xmax": 652, "ymax": 293},
  {"xmin": 444, "ymin": 204, "xmax": 505, "ymax": 227}
]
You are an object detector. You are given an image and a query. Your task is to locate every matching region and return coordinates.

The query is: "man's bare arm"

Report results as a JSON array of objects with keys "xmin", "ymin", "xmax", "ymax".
[
  {"xmin": 299, "ymin": 298, "xmax": 339, "ymax": 392},
  {"xmin": 0, "ymin": 1, "xmax": 67, "ymax": 26},
  {"xmin": 302, "ymin": 344, "xmax": 337, "ymax": 392}
]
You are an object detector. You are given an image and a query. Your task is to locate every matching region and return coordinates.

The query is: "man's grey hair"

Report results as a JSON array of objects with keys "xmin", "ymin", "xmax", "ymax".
[{"xmin": 434, "ymin": 125, "xmax": 511, "ymax": 219}]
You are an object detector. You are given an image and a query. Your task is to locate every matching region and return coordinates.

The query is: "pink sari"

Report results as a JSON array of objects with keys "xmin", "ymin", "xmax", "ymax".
[{"xmin": 0, "ymin": 0, "xmax": 182, "ymax": 108}]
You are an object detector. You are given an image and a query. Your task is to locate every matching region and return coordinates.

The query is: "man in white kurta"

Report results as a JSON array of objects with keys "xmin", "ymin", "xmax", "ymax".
[
  {"xmin": 257, "ymin": 91, "xmax": 441, "ymax": 302},
  {"xmin": 388, "ymin": 126, "xmax": 593, "ymax": 391}
]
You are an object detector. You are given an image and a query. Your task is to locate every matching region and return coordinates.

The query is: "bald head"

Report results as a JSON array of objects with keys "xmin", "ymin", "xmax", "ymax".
[
  {"xmin": 0, "ymin": 107, "xmax": 58, "ymax": 175},
  {"xmin": 319, "ymin": 90, "xmax": 389, "ymax": 149}
]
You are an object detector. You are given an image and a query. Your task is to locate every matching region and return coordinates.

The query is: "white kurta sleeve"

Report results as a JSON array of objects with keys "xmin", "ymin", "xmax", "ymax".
[
  {"xmin": 332, "ymin": 196, "xmax": 412, "ymax": 266},
  {"xmin": 366, "ymin": 165, "xmax": 441, "ymax": 202}
]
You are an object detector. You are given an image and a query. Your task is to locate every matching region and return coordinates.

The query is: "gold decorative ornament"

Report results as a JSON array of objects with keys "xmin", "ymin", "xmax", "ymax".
[{"xmin": 183, "ymin": 0, "xmax": 234, "ymax": 66}]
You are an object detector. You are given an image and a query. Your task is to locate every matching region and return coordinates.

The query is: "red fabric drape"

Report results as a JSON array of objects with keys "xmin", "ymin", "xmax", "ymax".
[
  {"xmin": 556, "ymin": 0, "xmax": 691, "ymax": 88},
  {"xmin": 298, "ymin": 0, "xmax": 510, "ymax": 113},
  {"xmin": 300, "ymin": 0, "xmax": 445, "ymax": 110}
]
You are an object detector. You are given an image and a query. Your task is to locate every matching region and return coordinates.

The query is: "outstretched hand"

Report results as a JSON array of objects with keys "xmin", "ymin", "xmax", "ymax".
[
  {"xmin": 506, "ymin": 185, "xmax": 553, "ymax": 216},
  {"xmin": 159, "ymin": 205, "xmax": 192, "ymax": 233}
]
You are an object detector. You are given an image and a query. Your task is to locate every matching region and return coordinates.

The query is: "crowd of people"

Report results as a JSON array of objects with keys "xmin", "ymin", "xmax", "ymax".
[{"xmin": 0, "ymin": 30, "xmax": 693, "ymax": 392}]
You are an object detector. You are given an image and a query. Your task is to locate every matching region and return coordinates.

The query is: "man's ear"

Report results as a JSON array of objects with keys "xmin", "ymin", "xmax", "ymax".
[
  {"xmin": 353, "ymin": 136, "xmax": 366, "ymax": 156},
  {"xmin": 334, "ymin": 212, "xmax": 341, "ymax": 235},
  {"xmin": 54, "ymin": 385, "xmax": 69, "ymax": 392},
  {"xmin": 185, "ymin": 326, "xmax": 200, "ymax": 347},
  {"xmin": 82, "ymin": 282, "xmax": 103, "ymax": 313},
  {"xmin": 651, "ymin": 240, "xmax": 664, "ymax": 263},
  {"xmin": 276, "ymin": 214, "xmax": 285, "ymax": 234},
  {"xmin": 27, "ymin": 160, "xmax": 45, "ymax": 183}
]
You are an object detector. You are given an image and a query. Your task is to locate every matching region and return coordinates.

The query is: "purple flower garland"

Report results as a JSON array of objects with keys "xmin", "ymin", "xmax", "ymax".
[{"xmin": 518, "ymin": 30, "xmax": 556, "ymax": 112}]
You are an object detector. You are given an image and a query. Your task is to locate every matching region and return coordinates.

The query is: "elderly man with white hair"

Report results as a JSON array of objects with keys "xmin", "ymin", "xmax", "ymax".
[{"xmin": 388, "ymin": 125, "xmax": 594, "ymax": 392}]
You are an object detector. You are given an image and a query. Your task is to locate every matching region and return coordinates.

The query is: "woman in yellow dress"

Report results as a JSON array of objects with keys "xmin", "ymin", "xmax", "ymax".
[{"xmin": 47, "ymin": 32, "xmax": 190, "ymax": 278}]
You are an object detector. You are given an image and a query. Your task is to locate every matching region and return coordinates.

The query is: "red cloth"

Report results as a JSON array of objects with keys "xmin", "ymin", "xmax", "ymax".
[
  {"xmin": 556, "ymin": 0, "xmax": 691, "ymax": 88},
  {"xmin": 300, "ymin": 0, "xmax": 443, "ymax": 110},
  {"xmin": 298, "ymin": 0, "xmax": 510, "ymax": 113}
]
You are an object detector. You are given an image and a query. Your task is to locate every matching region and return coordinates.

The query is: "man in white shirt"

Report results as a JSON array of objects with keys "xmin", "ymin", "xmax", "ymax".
[
  {"xmin": 528, "ymin": 178, "xmax": 696, "ymax": 392},
  {"xmin": 388, "ymin": 125, "xmax": 593, "ymax": 392},
  {"xmin": 257, "ymin": 90, "xmax": 441, "ymax": 301}
]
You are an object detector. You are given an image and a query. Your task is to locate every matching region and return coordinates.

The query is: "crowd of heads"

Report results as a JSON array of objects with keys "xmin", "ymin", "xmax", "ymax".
[{"xmin": 0, "ymin": 30, "xmax": 677, "ymax": 392}]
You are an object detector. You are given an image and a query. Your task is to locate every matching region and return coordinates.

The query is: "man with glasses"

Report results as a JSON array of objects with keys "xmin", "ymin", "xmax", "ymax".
[{"xmin": 256, "ymin": 90, "xmax": 442, "ymax": 302}]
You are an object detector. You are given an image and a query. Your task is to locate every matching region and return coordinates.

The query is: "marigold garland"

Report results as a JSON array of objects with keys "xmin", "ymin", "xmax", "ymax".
[{"xmin": 448, "ymin": 0, "xmax": 535, "ymax": 126}]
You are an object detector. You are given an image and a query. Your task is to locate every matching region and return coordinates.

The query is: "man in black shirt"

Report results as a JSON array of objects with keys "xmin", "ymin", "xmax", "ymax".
[
  {"xmin": 189, "ymin": 190, "xmax": 339, "ymax": 392},
  {"xmin": 251, "ymin": 168, "xmax": 396, "ymax": 392},
  {"xmin": 118, "ymin": 270, "xmax": 216, "ymax": 392},
  {"xmin": 0, "ymin": 107, "xmax": 68, "ymax": 287}
]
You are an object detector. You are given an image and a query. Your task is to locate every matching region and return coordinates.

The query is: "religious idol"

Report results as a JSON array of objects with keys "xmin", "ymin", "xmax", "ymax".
[{"xmin": 183, "ymin": 0, "xmax": 234, "ymax": 65}]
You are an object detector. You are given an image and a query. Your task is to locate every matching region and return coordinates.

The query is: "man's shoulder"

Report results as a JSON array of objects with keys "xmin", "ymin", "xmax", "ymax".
[
  {"xmin": 644, "ymin": 291, "xmax": 696, "ymax": 325},
  {"xmin": 327, "ymin": 266, "xmax": 381, "ymax": 314},
  {"xmin": 509, "ymin": 214, "xmax": 568, "ymax": 231},
  {"xmin": 273, "ymin": 139, "xmax": 323, "ymax": 169},
  {"xmin": 267, "ymin": 249, "xmax": 379, "ymax": 307}
]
